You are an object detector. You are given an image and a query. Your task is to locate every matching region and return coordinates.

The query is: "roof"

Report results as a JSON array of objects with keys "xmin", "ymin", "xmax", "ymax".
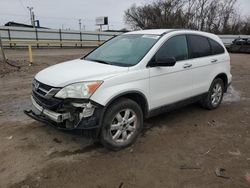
[
  {"xmin": 123, "ymin": 29, "xmax": 222, "ymax": 43},
  {"xmin": 124, "ymin": 29, "xmax": 174, "ymax": 35},
  {"xmin": 4, "ymin": 21, "xmax": 48, "ymax": 29},
  {"xmin": 124, "ymin": 29, "xmax": 216, "ymax": 37}
]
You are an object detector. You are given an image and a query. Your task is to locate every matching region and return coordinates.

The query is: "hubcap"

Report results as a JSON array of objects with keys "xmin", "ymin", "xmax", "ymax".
[
  {"xmin": 211, "ymin": 83, "xmax": 223, "ymax": 106},
  {"xmin": 110, "ymin": 109, "xmax": 137, "ymax": 143}
]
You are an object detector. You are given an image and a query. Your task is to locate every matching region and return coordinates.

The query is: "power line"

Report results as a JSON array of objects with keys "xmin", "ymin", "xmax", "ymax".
[
  {"xmin": 18, "ymin": 0, "xmax": 29, "ymax": 14},
  {"xmin": 0, "ymin": 13, "xmax": 28, "ymax": 17},
  {"xmin": 0, "ymin": 12, "xmax": 124, "ymax": 24}
]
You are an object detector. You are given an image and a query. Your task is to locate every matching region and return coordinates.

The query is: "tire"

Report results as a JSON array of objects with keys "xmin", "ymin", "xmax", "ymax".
[
  {"xmin": 100, "ymin": 98, "xmax": 143, "ymax": 151},
  {"xmin": 200, "ymin": 78, "xmax": 225, "ymax": 110}
]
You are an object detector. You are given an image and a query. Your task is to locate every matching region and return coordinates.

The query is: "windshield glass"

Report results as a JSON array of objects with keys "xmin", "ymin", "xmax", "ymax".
[{"xmin": 85, "ymin": 34, "xmax": 160, "ymax": 66}]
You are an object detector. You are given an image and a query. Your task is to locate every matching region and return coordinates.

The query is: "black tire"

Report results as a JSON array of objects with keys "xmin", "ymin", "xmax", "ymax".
[
  {"xmin": 200, "ymin": 78, "xmax": 225, "ymax": 110},
  {"xmin": 100, "ymin": 98, "xmax": 143, "ymax": 151}
]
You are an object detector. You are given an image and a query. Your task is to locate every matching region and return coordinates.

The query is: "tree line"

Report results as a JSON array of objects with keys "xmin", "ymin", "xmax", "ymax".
[{"xmin": 124, "ymin": 0, "xmax": 250, "ymax": 34}]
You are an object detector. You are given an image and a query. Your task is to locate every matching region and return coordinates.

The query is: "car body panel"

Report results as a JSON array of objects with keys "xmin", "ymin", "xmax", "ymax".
[
  {"xmin": 149, "ymin": 61, "xmax": 193, "ymax": 109},
  {"xmin": 191, "ymin": 54, "xmax": 231, "ymax": 95},
  {"xmin": 90, "ymin": 68, "xmax": 151, "ymax": 108},
  {"xmin": 35, "ymin": 59, "xmax": 129, "ymax": 87}
]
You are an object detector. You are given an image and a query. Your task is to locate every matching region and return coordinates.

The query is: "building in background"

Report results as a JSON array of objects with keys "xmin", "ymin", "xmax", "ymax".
[{"xmin": 4, "ymin": 21, "xmax": 48, "ymax": 29}]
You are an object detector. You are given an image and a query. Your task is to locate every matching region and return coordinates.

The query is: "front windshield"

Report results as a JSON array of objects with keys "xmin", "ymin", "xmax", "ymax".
[{"xmin": 85, "ymin": 34, "xmax": 160, "ymax": 67}]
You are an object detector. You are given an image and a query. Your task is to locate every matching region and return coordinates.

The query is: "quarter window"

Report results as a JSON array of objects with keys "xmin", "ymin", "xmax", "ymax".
[
  {"xmin": 155, "ymin": 35, "xmax": 188, "ymax": 61},
  {"xmin": 188, "ymin": 35, "xmax": 211, "ymax": 58},
  {"xmin": 209, "ymin": 39, "xmax": 225, "ymax": 55}
]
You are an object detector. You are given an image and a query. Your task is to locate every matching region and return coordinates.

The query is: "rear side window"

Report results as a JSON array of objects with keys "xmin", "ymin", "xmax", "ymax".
[
  {"xmin": 155, "ymin": 35, "xmax": 188, "ymax": 61},
  {"xmin": 209, "ymin": 39, "xmax": 225, "ymax": 55},
  {"xmin": 188, "ymin": 35, "xmax": 211, "ymax": 58}
]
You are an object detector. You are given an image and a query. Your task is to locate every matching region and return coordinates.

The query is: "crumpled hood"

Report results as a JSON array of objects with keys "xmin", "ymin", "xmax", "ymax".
[{"xmin": 35, "ymin": 59, "xmax": 129, "ymax": 87}]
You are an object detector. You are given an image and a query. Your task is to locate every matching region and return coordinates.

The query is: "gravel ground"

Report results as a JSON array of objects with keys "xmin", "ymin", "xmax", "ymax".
[{"xmin": 0, "ymin": 49, "xmax": 250, "ymax": 188}]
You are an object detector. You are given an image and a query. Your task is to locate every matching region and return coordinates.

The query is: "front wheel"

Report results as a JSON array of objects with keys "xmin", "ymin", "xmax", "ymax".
[
  {"xmin": 200, "ymin": 78, "xmax": 225, "ymax": 110},
  {"xmin": 100, "ymin": 98, "xmax": 143, "ymax": 151}
]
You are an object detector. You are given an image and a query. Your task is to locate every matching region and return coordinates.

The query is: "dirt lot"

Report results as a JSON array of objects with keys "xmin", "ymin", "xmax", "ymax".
[{"xmin": 0, "ymin": 49, "xmax": 250, "ymax": 188}]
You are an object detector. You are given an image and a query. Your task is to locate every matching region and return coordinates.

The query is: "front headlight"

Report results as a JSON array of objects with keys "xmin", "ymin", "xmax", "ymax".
[{"xmin": 55, "ymin": 81, "xmax": 103, "ymax": 99}]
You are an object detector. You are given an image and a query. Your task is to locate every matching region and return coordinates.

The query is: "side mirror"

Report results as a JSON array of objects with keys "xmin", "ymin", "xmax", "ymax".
[{"xmin": 150, "ymin": 56, "xmax": 176, "ymax": 67}]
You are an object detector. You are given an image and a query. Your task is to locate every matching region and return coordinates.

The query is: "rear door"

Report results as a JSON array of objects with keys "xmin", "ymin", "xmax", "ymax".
[
  {"xmin": 186, "ymin": 35, "xmax": 213, "ymax": 95},
  {"xmin": 149, "ymin": 35, "xmax": 194, "ymax": 109},
  {"xmin": 187, "ymin": 35, "xmax": 226, "ymax": 95}
]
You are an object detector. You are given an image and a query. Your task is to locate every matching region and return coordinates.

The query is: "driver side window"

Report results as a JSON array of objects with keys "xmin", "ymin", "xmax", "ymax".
[{"xmin": 155, "ymin": 35, "xmax": 188, "ymax": 62}]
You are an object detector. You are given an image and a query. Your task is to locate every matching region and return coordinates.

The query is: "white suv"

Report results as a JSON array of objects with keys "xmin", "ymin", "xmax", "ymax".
[{"xmin": 25, "ymin": 29, "xmax": 232, "ymax": 150}]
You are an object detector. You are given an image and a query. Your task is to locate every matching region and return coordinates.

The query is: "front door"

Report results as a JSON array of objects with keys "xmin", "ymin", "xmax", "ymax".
[{"xmin": 149, "ymin": 35, "xmax": 194, "ymax": 109}]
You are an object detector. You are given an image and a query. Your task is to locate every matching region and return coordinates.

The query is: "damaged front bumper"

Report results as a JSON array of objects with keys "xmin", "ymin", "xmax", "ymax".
[
  {"xmin": 30, "ymin": 96, "xmax": 70, "ymax": 123},
  {"xmin": 24, "ymin": 96, "xmax": 104, "ymax": 130}
]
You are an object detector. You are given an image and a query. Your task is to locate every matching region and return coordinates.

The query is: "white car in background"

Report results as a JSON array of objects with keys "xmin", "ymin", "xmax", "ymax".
[{"xmin": 25, "ymin": 29, "xmax": 232, "ymax": 150}]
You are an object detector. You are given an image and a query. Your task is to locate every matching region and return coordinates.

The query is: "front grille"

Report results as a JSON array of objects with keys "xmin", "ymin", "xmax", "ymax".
[
  {"xmin": 32, "ymin": 79, "xmax": 56, "ymax": 97},
  {"xmin": 32, "ymin": 91, "xmax": 62, "ymax": 110},
  {"xmin": 32, "ymin": 80, "xmax": 62, "ymax": 110},
  {"xmin": 38, "ymin": 82, "xmax": 53, "ymax": 91}
]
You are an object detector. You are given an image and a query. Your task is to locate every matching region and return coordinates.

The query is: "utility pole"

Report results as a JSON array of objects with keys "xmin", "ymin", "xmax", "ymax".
[
  {"xmin": 32, "ymin": 12, "xmax": 35, "ymax": 27},
  {"xmin": 79, "ymin": 19, "xmax": 82, "ymax": 31},
  {"xmin": 27, "ymin": 6, "xmax": 35, "ymax": 27}
]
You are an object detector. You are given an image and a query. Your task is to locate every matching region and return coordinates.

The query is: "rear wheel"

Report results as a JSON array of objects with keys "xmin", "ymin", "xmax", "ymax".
[
  {"xmin": 100, "ymin": 98, "xmax": 143, "ymax": 151},
  {"xmin": 200, "ymin": 78, "xmax": 225, "ymax": 110}
]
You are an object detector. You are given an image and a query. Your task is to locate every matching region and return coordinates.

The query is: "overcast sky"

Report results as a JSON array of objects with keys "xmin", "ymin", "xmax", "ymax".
[{"xmin": 0, "ymin": 0, "xmax": 249, "ymax": 31}]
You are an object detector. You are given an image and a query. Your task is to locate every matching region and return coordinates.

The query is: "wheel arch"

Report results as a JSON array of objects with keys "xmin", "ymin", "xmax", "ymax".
[
  {"xmin": 104, "ymin": 91, "xmax": 149, "ymax": 119},
  {"xmin": 214, "ymin": 73, "xmax": 228, "ymax": 92}
]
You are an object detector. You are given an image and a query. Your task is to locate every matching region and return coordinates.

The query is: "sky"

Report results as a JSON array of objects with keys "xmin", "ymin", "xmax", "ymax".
[{"xmin": 0, "ymin": 0, "xmax": 249, "ymax": 31}]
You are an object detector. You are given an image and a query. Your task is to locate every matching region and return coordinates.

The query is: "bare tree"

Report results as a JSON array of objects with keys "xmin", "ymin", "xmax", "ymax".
[
  {"xmin": 125, "ymin": 0, "xmax": 186, "ymax": 29},
  {"xmin": 124, "ymin": 0, "xmax": 250, "ymax": 34}
]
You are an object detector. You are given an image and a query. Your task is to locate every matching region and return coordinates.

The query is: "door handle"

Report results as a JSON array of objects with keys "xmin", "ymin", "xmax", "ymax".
[
  {"xmin": 183, "ymin": 63, "xmax": 192, "ymax": 68},
  {"xmin": 211, "ymin": 59, "xmax": 218, "ymax": 63}
]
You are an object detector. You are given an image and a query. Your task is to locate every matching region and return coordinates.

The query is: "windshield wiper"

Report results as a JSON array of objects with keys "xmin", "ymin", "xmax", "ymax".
[
  {"xmin": 86, "ymin": 59, "xmax": 111, "ymax": 65},
  {"xmin": 85, "ymin": 58, "xmax": 132, "ymax": 67}
]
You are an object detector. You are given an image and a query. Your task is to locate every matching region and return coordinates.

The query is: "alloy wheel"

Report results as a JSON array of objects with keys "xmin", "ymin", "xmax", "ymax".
[
  {"xmin": 211, "ymin": 83, "xmax": 223, "ymax": 106},
  {"xmin": 109, "ymin": 109, "xmax": 138, "ymax": 143}
]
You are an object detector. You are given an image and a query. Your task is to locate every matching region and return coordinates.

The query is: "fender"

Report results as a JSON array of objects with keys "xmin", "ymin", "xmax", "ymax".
[{"xmin": 104, "ymin": 90, "xmax": 150, "ymax": 118}]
